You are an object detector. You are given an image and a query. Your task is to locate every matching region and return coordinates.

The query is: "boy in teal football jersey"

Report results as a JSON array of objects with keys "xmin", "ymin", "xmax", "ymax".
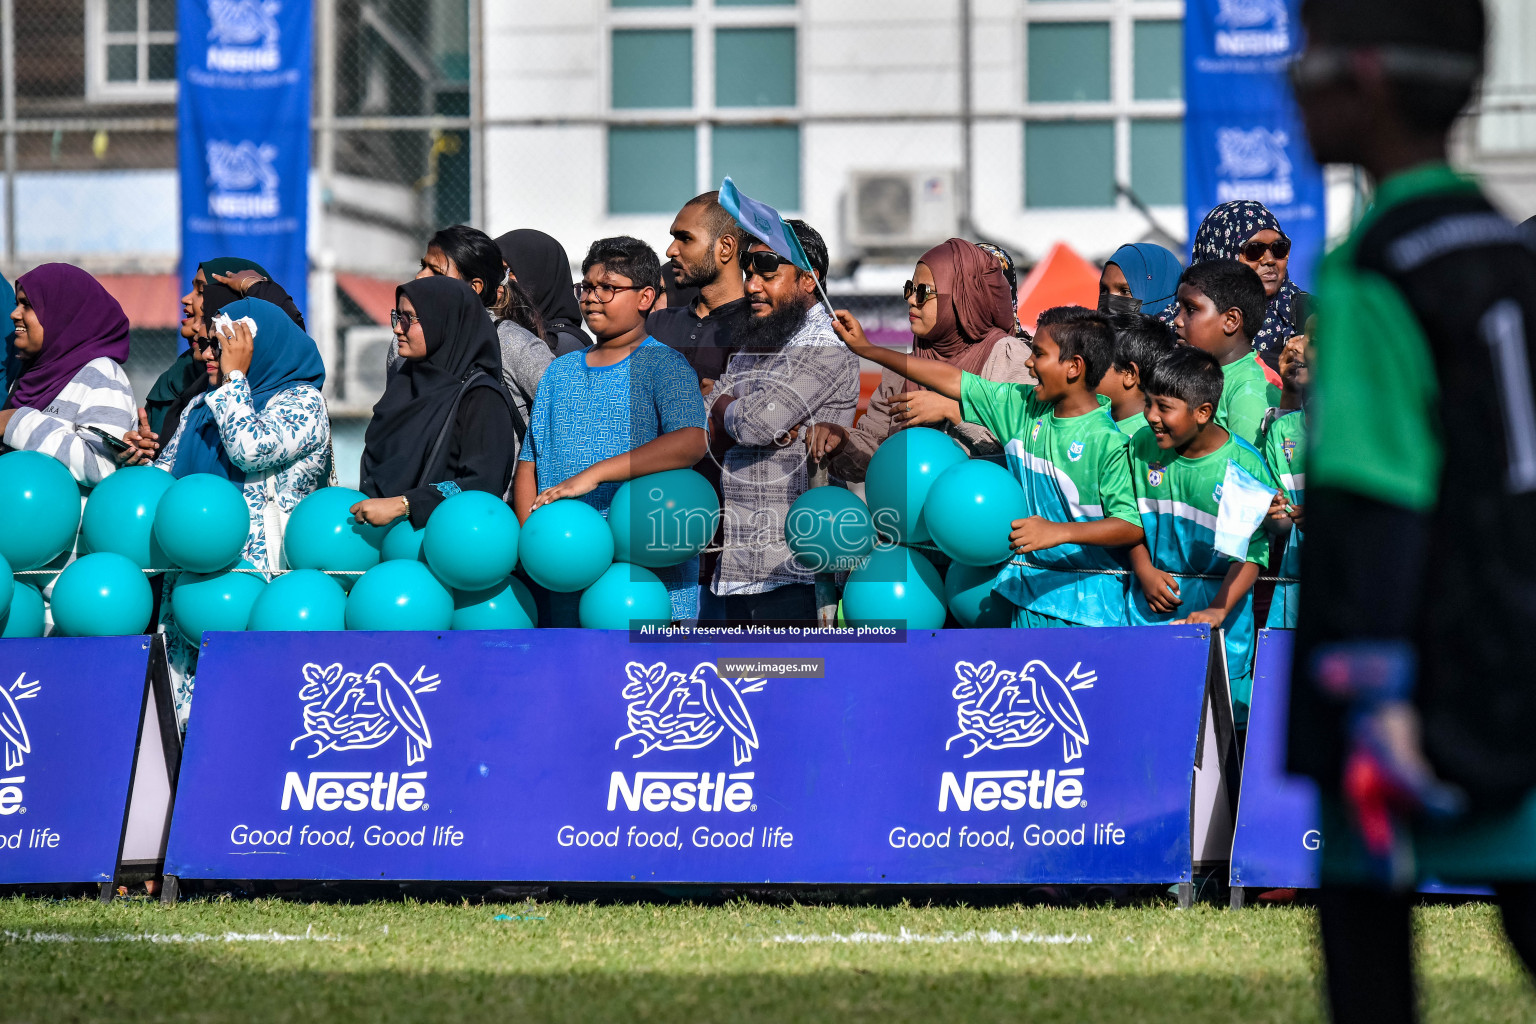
[
  {"xmin": 1098, "ymin": 311, "xmax": 1178, "ymax": 438},
  {"xmin": 1172, "ymin": 259, "xmax": 1281, "ymax": 448},
  {"xmin": 1126, "ymin": 345, "xmax": 1274, "ymax": 721},
  {"xmin": 829, "ymin": 305, "xmax": 1144, "ymax": 627},
  {"xmin": 1263, "ymin": 331, "xmax": 1309, "ymax": 628}
]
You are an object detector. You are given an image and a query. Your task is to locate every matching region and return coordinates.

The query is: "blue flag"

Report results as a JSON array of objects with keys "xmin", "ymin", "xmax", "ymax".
[
  {"xmin": 719, "ymin": 177, "xmax": 813, "ymax": 274},
  {"xmin": 178, "ymin": 0, "xmax": 313, "ymax": 334}
]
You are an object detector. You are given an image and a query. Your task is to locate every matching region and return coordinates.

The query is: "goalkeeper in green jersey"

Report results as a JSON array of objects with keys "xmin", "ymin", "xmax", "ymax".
[{"xmin": 1288, "ymin": 0, "xmax": 1536, "ymax": 1020}]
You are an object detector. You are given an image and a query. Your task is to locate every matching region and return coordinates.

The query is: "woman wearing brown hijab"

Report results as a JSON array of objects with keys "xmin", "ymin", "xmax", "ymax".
[{"xmin": 810, "ymin": 237, "xmax": 1031, "ymax": 478}]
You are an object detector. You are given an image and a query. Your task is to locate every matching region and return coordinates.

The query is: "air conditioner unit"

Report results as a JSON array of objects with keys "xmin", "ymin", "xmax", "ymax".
[
  {"xmin": 341, "ymin": 325, "xmax": 395, "ymax": 413},
  {"xmin": 846, "ymin": 170, "xmax": 959, "ymax": 250}
]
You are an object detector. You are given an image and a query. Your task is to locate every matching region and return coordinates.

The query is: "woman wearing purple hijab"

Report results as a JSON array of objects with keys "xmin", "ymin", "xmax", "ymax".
[{"xmin": 3, "ymin": 263, "xmax": 135, "ymax": 487}]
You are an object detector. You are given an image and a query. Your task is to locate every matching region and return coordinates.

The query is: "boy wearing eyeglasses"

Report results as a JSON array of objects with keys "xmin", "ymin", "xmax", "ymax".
[
  {"xmin": 1170, "ymin": 259, "xmax": 1281, "ymax": 448},
  {"xmin": 513, "ymin": 235, "xmax": 708, "ymax": 622}
]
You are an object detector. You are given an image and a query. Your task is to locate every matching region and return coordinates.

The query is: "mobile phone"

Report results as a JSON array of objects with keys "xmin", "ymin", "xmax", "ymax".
[{"xmin": 84, "ymin": 425, "xmax": 131, "ymax": 453}]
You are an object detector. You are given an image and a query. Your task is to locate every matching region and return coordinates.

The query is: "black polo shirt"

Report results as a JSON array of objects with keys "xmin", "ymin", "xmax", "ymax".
[{"xmin": 647, "ymin": 296, "xmax": 751, "ymax": 383}]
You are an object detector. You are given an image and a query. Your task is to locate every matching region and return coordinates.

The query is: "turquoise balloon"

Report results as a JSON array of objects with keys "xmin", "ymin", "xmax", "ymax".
[
  {"xmin": 82, "ymin": 465, "xmax": 175, "ymax": 569},
  {"xmin": 423, "ymin": 490, "xmax": 519, "ymax": 591},
  {"xmin": 0, "ymin": 450, "xmax": 82, "ymax": 570},
  {"xmin": 451, "ymin": 575, "xmax": 537, "ymax": 630},
  {"xmin": 841, "ymin": 545, "xmax": 947, "ymax": 630},
  {"xmin": 608, "ymin": 469, "xmax": 720, "ymax": 568},
  {"xmin": 785, "ymin": 486, "xmax": 875, "ymax": 573},
  {"xmin": 248, "ymin": 569, "xmax": 347, "ymax": 631},
  {"xmin": 578, "ymin": 563, "xmax": 672, "ymax": 630},
  {"xmin": 170, "ymin": 562, "xmax": 266, "ymax": 644},
  {"xmin": 863, "ymin": 428, "xmax": 968, "ymax": 544},
  {"xmin": 944, "ymin": 561, "xmax": 1013, "ymax": 628},
  {"xmin": 0, "ymin": 584, "xmax": 45, "ymax": 638},
  {"xmin": 345, "ymin": 559, "xmax": 453, "ymax": 631},
  {"xmin": 283, "ymin": 487, "xmax": 385, "ymax": 573},
  {"xmin": 381, "ymin": 518, "xmax": 426, "ymax": 562},
  {"xmin": 0, "ymin": 553, "xmax": 13, "ymax": 622},
  {"xmin": 922, "ymin": 459, "xmax": 1028, "ymax": 567},
  {"xmin": 519, "ymin": 499, "xmax": 614, "ymax": 593},
  {"xmin": 49, "ymin": 552, "xmax": 153, "ymax": 637},
  {"xmin": 153, "ymin": 473, "xmax": 249, "ymax": 573}
]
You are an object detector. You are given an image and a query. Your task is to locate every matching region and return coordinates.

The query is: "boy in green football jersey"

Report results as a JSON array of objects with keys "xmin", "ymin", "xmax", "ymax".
[
  {"xmin": 1263, "ymin": 330, "xmax": 1310, "ymax": 628},
  {"xmin": 829, "ymin": 304, "xmax": 1143, "ymax": 627},
  {"xmin": 1172, "ymin": 259, "xmax": 1281, "ymax": 448},
  {"xmin": 1125, "ymin": 345, "xmax": 1274, "ymax": 722},
  {"xmin": 1099, "ymin": 311, "xmax": 1178, "ymax": 438}
]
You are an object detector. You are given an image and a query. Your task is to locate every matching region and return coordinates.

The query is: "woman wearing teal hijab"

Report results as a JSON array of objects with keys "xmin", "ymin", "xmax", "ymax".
[
  {"xmin": 1098, "ymin": 242, "xmax": 1183, "ymax": 320},
  {"xmin": 142, "ymin": 296, "xmax": 331, "ymax": 729}
]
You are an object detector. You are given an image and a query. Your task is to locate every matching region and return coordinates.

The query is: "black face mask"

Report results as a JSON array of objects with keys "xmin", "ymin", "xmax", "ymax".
[{"xmin": 1099, "ymin": 292, "xmax": 1143, "ymax": 316}]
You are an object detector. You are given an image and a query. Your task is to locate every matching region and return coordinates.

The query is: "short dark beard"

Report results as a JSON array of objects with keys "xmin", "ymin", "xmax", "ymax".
[
  {"xmin": 736, "ymin": 291, "xmax": 813, "ymax": 353},
  {"xmin": 672, "ymin": 250, "xmax": 720, "ymax": 290}
]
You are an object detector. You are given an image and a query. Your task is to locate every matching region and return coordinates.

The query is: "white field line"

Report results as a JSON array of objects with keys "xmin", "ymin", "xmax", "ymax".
[
  {"xmin": 770, "ymin": 927, "xmax": 1091, "ymax": 945},
  {"xmin": 2, "ymin": 924, "xmax": 341, "ymax": 944}
]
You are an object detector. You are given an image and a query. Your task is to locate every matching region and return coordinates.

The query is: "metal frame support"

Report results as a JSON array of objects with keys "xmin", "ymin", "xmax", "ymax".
[{"xmin": 2, "ymin": 0, "xmax": 17, "ymax": 272}]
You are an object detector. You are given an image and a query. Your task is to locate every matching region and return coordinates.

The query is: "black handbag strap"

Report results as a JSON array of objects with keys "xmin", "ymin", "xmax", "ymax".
[{"xmin": 418, "ymin": 368, "xmax": 522, "ymax": 488}]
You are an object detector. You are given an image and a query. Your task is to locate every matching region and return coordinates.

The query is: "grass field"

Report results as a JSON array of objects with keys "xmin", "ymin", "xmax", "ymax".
[{"xmin": 2, "ymin": 894, "xmax": 1533, "ymax": 1023}]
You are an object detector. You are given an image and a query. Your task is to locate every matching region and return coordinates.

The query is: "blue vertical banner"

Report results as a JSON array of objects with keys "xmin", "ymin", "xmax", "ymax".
[
  {"xmin": 178, "ymin": 0, "xmax": 312, "ymax": 313},
  {"xmin": 1183, "ymin": 0, "xmax": 1325, "ymax": 288}
]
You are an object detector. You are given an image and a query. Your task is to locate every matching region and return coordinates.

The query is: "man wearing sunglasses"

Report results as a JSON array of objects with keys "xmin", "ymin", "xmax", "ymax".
[
  {"xmin": 1284, "ymin": 1, "xmax": 1536, "ymax": 1021},
  {"xmin": 706, "ymin": 220, "xmax": 859, "ymax": 627}
]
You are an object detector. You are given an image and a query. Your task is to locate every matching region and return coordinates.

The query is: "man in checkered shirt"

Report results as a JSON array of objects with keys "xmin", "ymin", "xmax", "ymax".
[{"xmin": 706, "ymin": 219, "xmax": 859, "ymax": 626}]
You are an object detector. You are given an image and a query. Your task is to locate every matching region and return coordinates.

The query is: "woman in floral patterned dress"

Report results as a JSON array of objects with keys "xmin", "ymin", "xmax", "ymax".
[{"xmin": 143, "ymin": 296, "xmax": 331, "ymax": 727}]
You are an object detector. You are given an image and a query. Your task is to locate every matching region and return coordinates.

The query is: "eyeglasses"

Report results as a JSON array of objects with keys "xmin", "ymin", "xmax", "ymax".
[
  {"xmin": 741, "ymin": 250, "xmax": 790, "ymax": 279},
  {"xmin": 390, "ymin": 309, "xmax": 422, "ymax": 329},
  {"xmin": 1240, "ymin": 238, "xmax": 1292, "ymax": 262},
  {"xmin": 1288, "ymin": 45, "xmax": 1482, "ymax": 95},
  {"xmin": 575, "ymin": 281, "xmax": 644, "ymax": 302},
  {"xmin": 903, "ymin": 280, "xmax": 940, "ymax": 305}
]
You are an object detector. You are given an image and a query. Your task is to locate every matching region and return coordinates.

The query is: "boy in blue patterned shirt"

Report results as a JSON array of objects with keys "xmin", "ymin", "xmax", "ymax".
[{"xmin": 514, "ymin": 236, "xmax": 708, "ymax": 620}]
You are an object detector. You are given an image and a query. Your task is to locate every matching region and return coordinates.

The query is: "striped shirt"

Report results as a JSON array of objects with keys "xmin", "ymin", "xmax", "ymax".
[{"xmin": 3, "ymin": 357, "xmax": 135, "ymax": 487}]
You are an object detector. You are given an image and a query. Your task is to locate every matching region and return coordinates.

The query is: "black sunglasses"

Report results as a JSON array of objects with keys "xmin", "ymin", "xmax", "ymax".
[
  {"xmin": 1241, "ymin": 237, "xmax": 1291, "ymax": 262},
  {"xmin": 741, "ymin": 250, "xmax": 790, "ymax": 278}
]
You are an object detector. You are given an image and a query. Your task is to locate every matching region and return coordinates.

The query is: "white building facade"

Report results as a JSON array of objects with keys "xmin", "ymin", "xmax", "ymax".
[{"xmin": 481, "ymin": 0, "xmax": 1192, "ymax": 276}]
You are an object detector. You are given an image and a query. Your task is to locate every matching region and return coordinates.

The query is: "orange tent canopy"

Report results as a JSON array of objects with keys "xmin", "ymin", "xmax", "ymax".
[{"xmin": 1016, "ymin": 241, "xmax": 1102, "ymax": 332}]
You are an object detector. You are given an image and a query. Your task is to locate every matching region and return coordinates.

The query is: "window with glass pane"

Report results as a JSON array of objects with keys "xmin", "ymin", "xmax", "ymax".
[
  {"xmin": 713, "ymin": 125, "xmax": 800, "ymax": 210},
  {"xmin": 1025, "ymin": 120, "xmax": 1115, "ymax": 208},
  {"xmin": 716, "ymin": 0, "xmax": 796, "ymax": 5},
  {"xmin": 715, "ymin": 28, "xmax": 796, "ymax": 107},
  {"xmin": 612, "ymin": 30, "xmax": 693, "ymax": 109},
  {"xmin": 107, "ymin": 0, "xmax": 137, "ymax": 31},
  {"xmin": 147, "ymin": 43, "xmax": 176, "ymax": 81},
  {"xmin": 1131, "ymin": 119, "xmax": 1183, "ymax": 206},
  {"xmin": 106, "ymin": 43, "xmax": 137, "ymax": 81},
  {"xmin": 1134, "ymin": 21, "xmax": 1181, "ymax": 101},
  {"xmin": 1026, "ymin": 22, "xmax": 1110, "ymax": 103},
  {"xmin": 148, "ymin": 0, "xmax": 175, "ymax": 31},
  {"xmin": 609, "ymin": 126, "xmax": 698, "ymax": 214},
  {"xmin": 613, "ymin": 0, "xmax": 691, "ymax": 5}
]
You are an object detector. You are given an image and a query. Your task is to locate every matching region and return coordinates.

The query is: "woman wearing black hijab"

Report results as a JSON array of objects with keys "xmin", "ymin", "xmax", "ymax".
[
  {"xmin": 495, "ymin": 229, "xmax": 591, "ymax": 356},
  {"xmin": 351, "ymin": 276, "xmax": 517, "ymax": 527}
]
